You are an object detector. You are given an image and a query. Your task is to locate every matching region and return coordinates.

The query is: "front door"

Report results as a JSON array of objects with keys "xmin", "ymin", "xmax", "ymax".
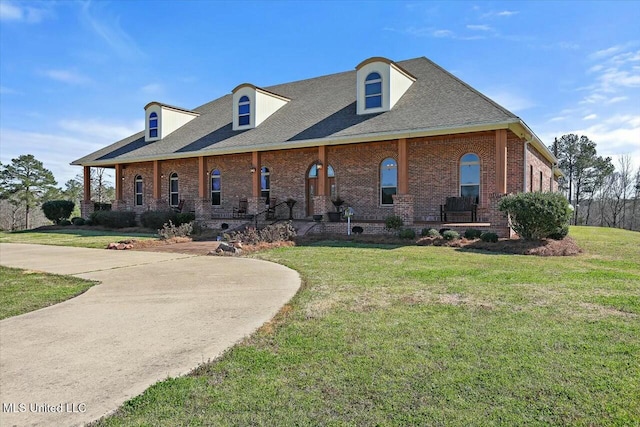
[
  {"xmin": 306, "ymin": 163, "xmax": 336, "ymax": 217},
  {"xmin": 306, "ymin": 176, "xmax": 316, "ymax": 216}
]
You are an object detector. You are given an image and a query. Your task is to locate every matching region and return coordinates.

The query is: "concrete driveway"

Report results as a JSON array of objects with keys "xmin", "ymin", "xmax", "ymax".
[{"xmin": 0, "ymin": 243, "xmax": 300, "ymax": 427}]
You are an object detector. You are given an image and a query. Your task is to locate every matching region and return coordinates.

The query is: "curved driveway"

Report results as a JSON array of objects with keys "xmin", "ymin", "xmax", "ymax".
[{"xmin": 0, "ymin": 243, "xmax": 300, "ymax": 427}]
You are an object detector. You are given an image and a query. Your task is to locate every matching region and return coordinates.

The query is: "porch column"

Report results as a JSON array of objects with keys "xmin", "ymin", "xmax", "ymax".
[
  {"xmin": 495, "ymin": 129, "xmax": 507, "ymax": 195},
  {"xmin": 112, "ymin": 164, "xmax": 126, "ymax": 211},
  {"xmin": 151, "ymin": 160, "xmax": 167, "ymax": 210},
  {"xmin": 80, "ymin": 166, "xmax": 94, "ymax": 219},
  {"xmin": 248, "ymin": 151, "xmax": 262, "ymax": 215},
  {"xmin": 397, "ymin": 138, "xmax": 408, "ymax": 194},
  {"xmin": 393, "ymin": 138, "xmax": 414, "ymax": 225},
  {"xmin": 195, "ymin": 156, "xmax": 208, "ymax": 221}
]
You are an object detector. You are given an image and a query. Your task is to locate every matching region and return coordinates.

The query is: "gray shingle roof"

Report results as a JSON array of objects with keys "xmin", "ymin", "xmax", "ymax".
[{"xmin": 72, "ymin": 57, "xmax": 520, "ymax": 166}]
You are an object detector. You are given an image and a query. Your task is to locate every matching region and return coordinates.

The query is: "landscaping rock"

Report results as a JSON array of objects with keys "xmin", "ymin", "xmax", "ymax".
[{"xmin": 215, "ymin": 242, "xmax": 236, "ymax": 253}]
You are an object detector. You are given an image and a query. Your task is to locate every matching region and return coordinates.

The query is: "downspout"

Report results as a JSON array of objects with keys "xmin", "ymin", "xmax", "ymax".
[{"xmin": 523, "ymin": 140, "xmax": 530, "ymax": 192}]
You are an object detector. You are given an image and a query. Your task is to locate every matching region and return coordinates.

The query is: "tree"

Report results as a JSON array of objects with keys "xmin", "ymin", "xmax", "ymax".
[
  {"xmin": 0, "ymin": 155, "xmax": 57, "ymax": 229},
  {"xmin": 550, "ymin": 134, "xmax": 612, "ymax": 225}
]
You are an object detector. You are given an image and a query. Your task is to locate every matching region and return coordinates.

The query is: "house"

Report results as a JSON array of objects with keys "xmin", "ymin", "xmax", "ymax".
[{"xmin": 72, "ymin": 56, "xmax": 560, "ymax": 236}]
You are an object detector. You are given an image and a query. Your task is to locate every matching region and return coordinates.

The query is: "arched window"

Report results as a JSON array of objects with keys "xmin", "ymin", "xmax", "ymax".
[
  {"xmin": 308, "ymin": 163, "xmax": 336, "ymax": 199},
  {"xmin": 134, "ymin": 175, "xmax": 143, "ymax": 206},
  {"xmin": 238, "ymin": 95, "xmax": 250, "ymax": 126},
  {"xmin": 261, "ymin": 167, "xmax": 270, "ymax": 199},
  {"xmin": 460, "ymin": 153, "xmax": 480, "ymax": 202},
  {"xmin": 211, "ymin": 169, "xmax": 221, "ymax": 206},
  {"xmin": 380, "ymin": 158, "xmax": 397, "ymax": 205},
  {"xmin": 149, "ymin": 112, "xmax": 158, "ymax": 138},
  {"xmin": 365, "ymin": 72, "xmax": 382, "ymax": 109},
  {"xmin": 169, "ymin": 172, "xmax": 179, "ymax": 207}
]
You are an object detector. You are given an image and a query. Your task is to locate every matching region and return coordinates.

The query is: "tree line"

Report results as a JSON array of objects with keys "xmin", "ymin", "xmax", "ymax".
[
  {"xmin": 551, "ymin": 134, "xmax": 639, "ymax": 231},
  {"xmin": 0, "ymin": 155, "xmax": 114, "ymax": 231}
]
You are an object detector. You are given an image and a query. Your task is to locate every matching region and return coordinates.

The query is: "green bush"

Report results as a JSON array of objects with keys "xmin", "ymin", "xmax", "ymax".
[
  {"xmin": 71, "ymin": 217, "xmax": 85, "ymax": 226},
  {"xmin": 140, "ymin": 210, "xmax": 177, "ymax": 230},
  {"xmin": 424, "ymin": 228, "xmax": 440, "ymax": 237},
  {"xmin": 464, "ymin": 229, "xmax": 483, "ymax": 240},
  {"xmin": 59, "ymin": 219, "xmax": 72, "ymax": 226},
  {"xmin": 384, "ymin": 215, "xmax": 404, "ymax": 231},
  {"xmin": 398, "ymin": 228, "xmax": 416, "ymax": 239},
  {"xmin": 498, "ymin": 192, "xmax": 571, "ymax": 241},
  {"xmin": 548, "ymin": 225, "xmax": 569, "ymax": 240},
  {"xmin": 90, "ymin": 211, "xmax": 137, "ymax": 228},
  {"xmin": 175, "ymin": 212, "xmax": 195, "ymax": 226},
  {"xmin": 442, "ymin": 230, "xmax": 460, "ymax": 241},
  {"xmin": 480, "ymin": 232, "xmax": 499, "ymax": 243},
  {"xmin": 42, "ymin": 200, "xmax": 75, "ymax": 225},
  {"xmin": 230, "ymin": 221, "xmax": 297, "ymax": 245}
]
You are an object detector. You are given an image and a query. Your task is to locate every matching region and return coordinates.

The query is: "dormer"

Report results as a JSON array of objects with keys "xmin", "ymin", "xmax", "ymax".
[
  {"xmin": 356, "ymin": 57, "xmax": 416, "ymax": 115},
  {"xmin": 232, "ymin": 84, "xmax": 290, "ymax": 131},
  {"xmin": 144, "ymin": 102, "xmax": 199, "ymax": 142}
]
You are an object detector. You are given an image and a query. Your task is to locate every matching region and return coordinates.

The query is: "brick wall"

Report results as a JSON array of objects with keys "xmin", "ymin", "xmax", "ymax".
[
  {"xmin": 526, "ymin": 144, "xmax": 556, "ymax": 193},
  {"xmin": 112, "ymin": 130, "xmax": 554, "ymax": 232}
]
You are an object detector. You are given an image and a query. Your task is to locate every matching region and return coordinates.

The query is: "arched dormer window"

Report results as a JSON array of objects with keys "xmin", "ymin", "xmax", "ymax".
[
  {"xmin": 380, "ymin": 158, "xmax": 397, "ymax": 205},
  {"xmin": 211, "ymin": 169, "xmax": 221, "ymax": 206},
  {"xmin": 169, "ymin": 172, "xmax": 179, "ymax": 207},
  {"xmin": 238, "ymin": 96, "xmax": 250, "ymax": 126},
  {"xmin": 149, "ymin": 112, "xmax": 158, "ymax": 138},
  {"xmin": 261, "ymin": 167, "xmax": 270, "ymax": 199},
  {"xmin": 134, "ymin": 175, "xmax": 143, "ymax": 206},
  {"xmin": 460, "ymin": 153, "xmax": 480, "ymax": 203},
  {"xmin": 365, "ymin": 72, "xmax": 382, "ymax": 109}
]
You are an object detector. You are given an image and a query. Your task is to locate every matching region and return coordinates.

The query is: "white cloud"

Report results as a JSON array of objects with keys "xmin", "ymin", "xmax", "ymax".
[
  {"xmin": 42, "ymin": 69, "xmax": 92, "ymax": 85},
  {"xmin": 58, "ymin": 119, "xmax": 143, "ymax": 141},
  {"xmin": 485, "ymin": 89, "xmax": 535, "ymax": 112},
  {"xmin": 0, "ymin": 86, "xmax": 19, "ymax": 94},
  {"xmin": 589, "ymin": 45, "xmax": 624, "ymax": 60},
  {"xmin": 141, "ymin": 83, "xmax": 164, "ymax": 95},
  {"xmin": 497, "ymin": 10, "xmax": 518, "ymax": 17},
  {"xmin": 0, "ymin": 1, "xmax": 49, "ymax": 23},
  {"xmin": 583, "ymin": 114, "xmax": 597, "ymax": 120},
  {"xmin": 80, "ymin": 2, "xmax": 144, "ymax": 60},
  {"xmin": 548, "ymin": 116, "xmax": 566, "ymax": 123},
  {"xmin": 467, "ymin": 24, "xmax": 492, "ymax": 31},
  {"xmin": 606, "ymin": 96, "xmax": 628, "ymax": 104},
  {"xmin": 433, "ymin": 29, "xmax": 454, "ymax": 38}
]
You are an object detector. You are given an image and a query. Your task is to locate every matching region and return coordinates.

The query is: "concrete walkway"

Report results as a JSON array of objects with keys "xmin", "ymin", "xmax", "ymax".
[{"xmin": 0, "ymin": 243, "xmax": 300, "ymax": 427}]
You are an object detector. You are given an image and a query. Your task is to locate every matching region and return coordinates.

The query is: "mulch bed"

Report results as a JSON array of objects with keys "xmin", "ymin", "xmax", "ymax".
[{"xmin": 416, "ymin": 236, "xmax": 582, "ymax": 256}]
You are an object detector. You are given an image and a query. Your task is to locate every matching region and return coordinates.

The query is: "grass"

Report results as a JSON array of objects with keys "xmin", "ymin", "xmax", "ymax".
[
  {"xmin": 0, "ymin": 266, "xmax": 96, "ymax": 319},
  {"xmin": 86, "ymin": 226, "xmax": 640, "ymax": 426},
  {"xmin": 0, "ymin": 228, "xmax": 156, "ymax": 249}
]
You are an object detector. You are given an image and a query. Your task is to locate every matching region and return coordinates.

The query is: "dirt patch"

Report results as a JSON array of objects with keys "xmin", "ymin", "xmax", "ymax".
[
  {"xmin": 417, "ymin": 236, "xmax": 582, "ymax": 256},
  {"xmin": 130, "ymin": 238, "xmax": 219, "ymax": 255}
]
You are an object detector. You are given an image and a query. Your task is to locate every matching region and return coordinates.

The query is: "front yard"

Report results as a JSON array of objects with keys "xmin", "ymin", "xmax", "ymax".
[{"xmin": 90, "ymin": 226, "xmax": 639, "ymax": 426}]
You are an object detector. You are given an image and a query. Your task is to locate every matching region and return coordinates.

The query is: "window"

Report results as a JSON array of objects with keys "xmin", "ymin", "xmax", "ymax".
[
  {"xmin": 539, "ymin": 171, "xmax": 543, "ymax": 192},
  {"xmin": 365, "ymin": 72, "xmax": 382, "ymax": 109},
  {"xmin": 169, "ymin": 172, "xmax": 179, "ymax": 207},
  {"xmin": 238, "ymin": 95, "xmax": 250, "ymax": 126},
  {"xmin": 308, "ymin": 163, "xmax": 337, "ymax": 199},
  {"xmin": 261, "ymin": 167, "xmax": 270, "ymax": 199},
  {"xmin": 149, "ymin": 112, "xmax": 158, "ymax": 138},
  {"xmin": 380, "ymin": 158, "xmax": 397, "ymax": 205},
  {"xmin": 211, "ymin": 169, "xmax": 221, "ymax": 206},
  {"xmin": 460, "ymin": 153, "xmax": 480, "ymax": 203},
  {"xmin": 134, "ymin": 175, "xmax": 143, "ymax": 206}
]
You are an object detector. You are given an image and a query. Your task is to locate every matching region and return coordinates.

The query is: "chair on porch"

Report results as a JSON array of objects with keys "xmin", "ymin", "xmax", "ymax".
[
  {"xmin": 265, "ymin": 197, "xmax": 277, "ymax": 220},
  {"xmin": 172, "ymin": 199, "xmax": 185, "ymax": 213},
  {"xmin": 233, "ymin": 198, "xmax": 248, "ymax": 218}
]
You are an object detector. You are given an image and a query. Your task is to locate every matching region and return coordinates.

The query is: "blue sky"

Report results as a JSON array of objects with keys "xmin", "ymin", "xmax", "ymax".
[{"xmin": 1, "ymin": 0, "xmax": 639, "ymax": 185}]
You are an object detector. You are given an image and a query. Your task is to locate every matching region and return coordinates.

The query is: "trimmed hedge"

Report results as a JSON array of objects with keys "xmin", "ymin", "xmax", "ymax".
[
  {"xmin": 398, "ymin": 228, "xmax": 416, "ymax": 239},
  {"xmin": 480, "ymin": 232, "xmax": 499, "ymax": 243},
  {"xmin": 464, "ymin": 229, "xmax": 483, "ymax": 240},
  {"xmin": 498, "ymin": 192, "xmax": 571, "ymax": 241},
  {"xmin": 90, "ymin": 211, "xmax": 136, "ymax": 228},
  {"xmin": 42, "ymin": 200, "xmax": 75, "ymax": 225},
  {"xmin": 140, "ymin": 210, "xmax": 195, "ymax": 231}
]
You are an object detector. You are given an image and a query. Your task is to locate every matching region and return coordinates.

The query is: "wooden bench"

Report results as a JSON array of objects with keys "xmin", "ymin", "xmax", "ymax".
[{"xmin": 440, "ymin": 196, "xmax": 478, "ymax": 222}]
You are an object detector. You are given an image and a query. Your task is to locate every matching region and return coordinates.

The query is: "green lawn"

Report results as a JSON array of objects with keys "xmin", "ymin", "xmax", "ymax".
[
  {"xmin": 86, "ymin": 226, "xmax": 640, "ymax": 426},
  {"xmin": 0, "ymin": 228, "xmax": 156, "ymax": 249},
  {"xmin": 0, "ymin": 266, "xmax": 96, "ymax": 319}
]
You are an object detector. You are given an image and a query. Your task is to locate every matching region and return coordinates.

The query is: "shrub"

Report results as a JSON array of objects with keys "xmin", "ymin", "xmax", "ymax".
[
  {"xmin": 221, "ymin": 223, "xmax": 229, "ymax": 230},
  {"xmin": 480, "ymin": 232, "xmax": 499, "ymax": 243},
  {"xmin": 422, "ymin": 228, "xmax": 440, "ymax": 237},
  {"xmin": 384, "ymin": 215, "xmax": 403, "ymax": 231},
  {"xmin": 442, "ymin": 230, "xmax": 460, "ymax": 241},
  {"xmin": 398, "ymin": 228, "xmax": 416, "ymax": 239},
  {"xmin": 439, "ymin": 228, "xmax": 451, "ymax": 235},
  {"xmin": 175, "ymin": 212, "xmax": 195, "ymax": 226},
  {"xmin": 42, "ymin": 200, "xmax": 75, "ymax": 225},
  {"xmin": 498, "ymin": 192, "xmax": 571, "ymax": 240},
  {"xmin": 59, "ymin": 219, "xmax": 72, "ymax": 226},
  {"xmin": 352, "ymin": 226, "xmax": 364, "ymax": 234},
  {"xmin": 464, "ymin": 229, "xmax": 483, "ymax": 240},
  {"xmin": 140, "ymin": 210, "xmax": 177, "ymax": 230},
  {"xmin": 230, "ymin": 221, "xmax": 297, "ymax": 245},
  {"xmin": 548, "ymin": 225, "xmax": 569, "ymax": 240},
  {"xmin": 90, "ymin": 211, "xmax": 137, "ymax": 228},
  {"xmin": 159, "ymin": 221, "xmax": 193, "ymax": 240},
  {"xmin": 71, "ymin": 217, "xmax": 85, "ymax": 226}
]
